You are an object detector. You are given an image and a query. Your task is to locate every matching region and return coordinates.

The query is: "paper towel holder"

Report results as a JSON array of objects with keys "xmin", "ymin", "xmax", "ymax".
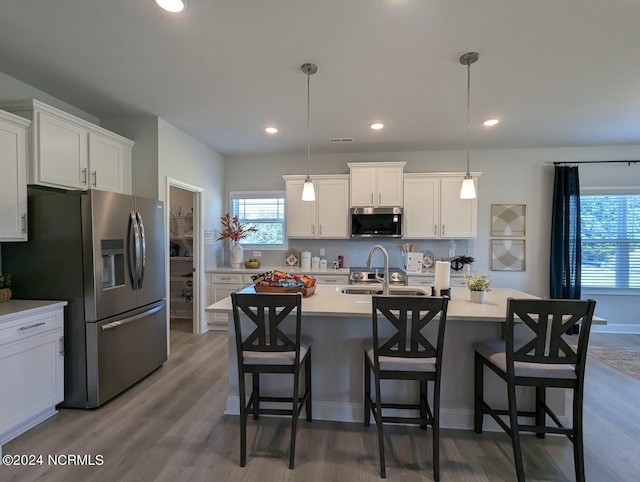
[{"xmin": 432, "ymin": 287, "xmax": 451, "ymax": 298}]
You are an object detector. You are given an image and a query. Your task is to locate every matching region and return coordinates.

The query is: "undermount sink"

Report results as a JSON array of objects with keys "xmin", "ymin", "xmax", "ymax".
[{"xmin": 340, "ymin": 286, "xmax": 429, "ymax": 296}]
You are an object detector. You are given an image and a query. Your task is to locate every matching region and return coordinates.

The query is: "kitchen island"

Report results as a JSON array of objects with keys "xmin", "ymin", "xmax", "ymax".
[{"xmin": 206, "ymin": 285, "xmax": 578, "ymax": 430}]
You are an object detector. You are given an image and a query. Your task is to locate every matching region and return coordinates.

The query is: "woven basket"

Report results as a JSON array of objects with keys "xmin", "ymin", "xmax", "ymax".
[
  {"xmin": 244, "ymin": 261, "xmax": 261, "ymax": 269},
  {"xmin": 0, "ymin": 288, "xmax": 12, "ymax": 303}
]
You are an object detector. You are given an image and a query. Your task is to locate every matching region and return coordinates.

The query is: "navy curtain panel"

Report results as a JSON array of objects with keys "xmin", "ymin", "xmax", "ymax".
[{"xmin": 550, "ymin": 165, "xmax": 581, "ymax": 299}]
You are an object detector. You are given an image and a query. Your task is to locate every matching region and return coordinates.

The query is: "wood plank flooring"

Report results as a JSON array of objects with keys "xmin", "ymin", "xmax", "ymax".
[{"xmin": 2, "ymin": 322, "xmax": 639, "ymax": 481}]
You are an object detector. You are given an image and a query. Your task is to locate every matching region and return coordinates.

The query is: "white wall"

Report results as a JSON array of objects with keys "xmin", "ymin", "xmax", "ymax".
[
  {"xmin": 225, "ymin": 146, "xmax": 640, "ymax": 330},
  {"xmin": 0, "ymin": 71, "xmax": 99, "ymax": 124},
  {"xmin": 158, "ymin": 119, "xmax": 224, "ymax": 271}
]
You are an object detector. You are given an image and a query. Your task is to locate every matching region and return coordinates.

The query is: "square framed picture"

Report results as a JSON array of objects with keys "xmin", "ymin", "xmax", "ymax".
[
  {"xmin": 491, "ymin": 204, "xmax": 526, "ymax": 237},
  {"xmin": 491, "ymin": 239, "xmax": 526, "ymax": 271}
]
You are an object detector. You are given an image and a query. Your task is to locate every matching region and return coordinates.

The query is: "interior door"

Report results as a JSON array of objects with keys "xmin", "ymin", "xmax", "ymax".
[{"xmin": 135, "ymin": 196, "xmax": 167, "ymax": 307}]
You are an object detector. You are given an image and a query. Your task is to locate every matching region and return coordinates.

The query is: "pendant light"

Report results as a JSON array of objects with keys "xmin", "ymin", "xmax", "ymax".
[
  {"xmin": 460, "ymin": 52, "xmax": 478, "ymax": 199},
  {"xmin": 301, "ymin": 63, "xmax": 317, "ymax": 201}
]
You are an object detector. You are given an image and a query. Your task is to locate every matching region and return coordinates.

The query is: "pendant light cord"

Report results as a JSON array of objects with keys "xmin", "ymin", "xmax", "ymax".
[
  {"xmin": 306, "ymin": 72, "xmax": 311, "ymax": 177},
  {"xmin": 466, "ymin": 60, "xmax": 471, "ymax": 177}
]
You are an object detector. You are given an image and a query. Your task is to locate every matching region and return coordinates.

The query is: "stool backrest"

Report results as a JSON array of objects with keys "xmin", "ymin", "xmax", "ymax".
[
  {"xmin": 505, "ymin": 298, "xmax": 596, "ymax": 370},
  {"xmin": 231, "ymin": 292, "xmax": 302, "ymax": 354},
  {"xmin": 372, "ymin": 295, "xmax": 449, "ymax": 363}
]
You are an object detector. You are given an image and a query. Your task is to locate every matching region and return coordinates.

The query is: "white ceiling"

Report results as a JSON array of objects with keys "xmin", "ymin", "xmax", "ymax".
[{"xmin": 1, "ymin": 0, "xmax": 639, "ymax": 157}]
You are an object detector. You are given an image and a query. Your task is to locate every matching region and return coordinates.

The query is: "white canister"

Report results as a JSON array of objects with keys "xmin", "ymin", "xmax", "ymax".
[
  {"xmin": 320, "ymin": 258, "xmax": 328, "ymax": 271},
  {"xmin": 311, "ymin": 256, "xmax": 320, "ymax": 270},
  {"xmin": 301, "ymin": 251, "xmax": 312, "ymax": 269}
]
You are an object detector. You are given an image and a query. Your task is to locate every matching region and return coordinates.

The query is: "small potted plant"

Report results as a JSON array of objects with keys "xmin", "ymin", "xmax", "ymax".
[
  {"xmin": 0, "ymin": 273, "xmax": 12, "ymax": 303},
  {"xmin": 452, "ymin": 255, "xmax": 475, "ymax": 274},
  {"xmin": 465, "ymin": 273, "xmax": 491, "ymax": 303}
]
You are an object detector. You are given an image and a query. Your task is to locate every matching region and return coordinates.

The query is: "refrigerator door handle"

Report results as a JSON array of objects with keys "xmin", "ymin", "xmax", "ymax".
[
  {"xmin": 100, "ymin": 304, "xmax": 164, "ymax": 331},
  {"xmin": 128, "ymin": 211, "xmax": 140, "ymax": 287},
  {"xmin": 136, "ymin": 212, "xmax": 146, "ymax": 289}
]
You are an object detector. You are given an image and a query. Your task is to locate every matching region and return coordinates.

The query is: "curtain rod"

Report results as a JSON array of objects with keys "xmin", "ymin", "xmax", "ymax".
[{"xmin": 554, "ymin": 160, "xmax": 639, "ymax": 166}]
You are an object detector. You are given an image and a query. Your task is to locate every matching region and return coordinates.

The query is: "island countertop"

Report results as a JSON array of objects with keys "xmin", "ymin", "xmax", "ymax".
[{"xmin": 205, "ymin": 284, "xmax": 540, "ymax": 322}]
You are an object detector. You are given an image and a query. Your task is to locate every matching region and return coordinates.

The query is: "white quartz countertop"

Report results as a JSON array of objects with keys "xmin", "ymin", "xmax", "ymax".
[
  {"xmin": 206, "ymin": 266, "xmax": 351, "ymax": 275},
  {"xmin": 0, "ymin": 299, "xmax": 68, "ymax": 324},
  {"xmin": 205, "ymin": 266, "xmax": 471, "ymax": 277},
  {"xmin": 205, "ymin": 284, "xmax": 542, "ymax": 323}
]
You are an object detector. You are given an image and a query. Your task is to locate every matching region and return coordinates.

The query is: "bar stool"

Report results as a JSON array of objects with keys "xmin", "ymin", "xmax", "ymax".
[
  {"xmin": 474, "ymin": 298, "xmax": 596, "ymax": 482},
  {"xmin": 231, "ymin": 292, "xmax": 312, "ymax": 469},
  {"xmin": 364, "ymin": 295, "xmax": 449, "ymax": 480}
]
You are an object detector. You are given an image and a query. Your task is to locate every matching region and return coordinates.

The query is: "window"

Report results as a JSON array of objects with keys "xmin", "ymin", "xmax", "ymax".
[
  {"xmin": 230, "ymin": 191, "xmax": 285, "ymax": 247},
  {"xmin": 580, "ymin": 191, "xmax": 640, "ymax": 290}
]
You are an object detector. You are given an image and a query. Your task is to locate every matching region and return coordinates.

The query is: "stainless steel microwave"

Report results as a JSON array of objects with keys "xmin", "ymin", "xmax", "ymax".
[{"xmin": 350, "ymin": 207, "xmax": 402, "ymax": 238}]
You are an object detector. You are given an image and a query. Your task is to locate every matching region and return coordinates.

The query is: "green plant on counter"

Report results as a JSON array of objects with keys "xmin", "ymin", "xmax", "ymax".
[
  {"xmin": 0, "ymin": 274, "xmax": 12, "ymax": 289},
  {"xmin": 465, "ymin": 273, "xmax": 491, "ymax": 292},
  {"xmin": 455, "ymin": 255, "xmax": 475, "ymax": 265}
]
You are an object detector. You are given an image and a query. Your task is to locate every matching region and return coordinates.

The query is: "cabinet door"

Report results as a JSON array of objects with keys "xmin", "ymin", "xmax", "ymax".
[
  {"xmin": 377, "ymin": 165, "xmax": 404, "ymax": 207},
  {"xmin": 317, "ymin": 178, "xmax": 349, "ymax": 238},
  {"xmin": 440, "ymin": 176, "xmax": 477, "ymax": 238},
  {"xmin": 209, "ymin": 284, "xmax": 242, "ymax": 324},
  {"xmin": 88, "ymin": 132, "xmax": 126, "ymax": 193},
  {"xmin": 349, "ymin": 167, "xmax": 375, "ymax": 207},
  {"xmin": 285, "ymin": 179, "xmax": 316, "ymax": 237},
  {"xmin": 403, "ymin": 177, "xmax": 439, "ymax": 238},
  {"xmin": 37, "ymin": 112, "xmax": 88, "ymax": 189},
  {"xmin": 0, "ymin": 117, "xmax": 28, "ymax": 241},
  {"xmin": 0, "ymin": 329, "xmax": 64, "ymax": 438}
]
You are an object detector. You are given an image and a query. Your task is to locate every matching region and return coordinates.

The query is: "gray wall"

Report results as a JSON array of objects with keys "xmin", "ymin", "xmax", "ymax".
[{"xmin": 225, "ymin": 146, "xmax": 640, "ymax": 331}]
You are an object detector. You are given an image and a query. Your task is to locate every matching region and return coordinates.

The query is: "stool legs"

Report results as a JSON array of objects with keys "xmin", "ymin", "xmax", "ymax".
[
  {"xmin": 474, "ymin": 352, "xmax": 484, "ymax": 434},
  {"xmin": 364, "ymin": 352, "xmax": 371, "ymax": 427},
  {"xmin": 574, "ymin": 385, "xmax": 586, "ymax": 482},
  {"xmin": 507, "ymin": 379, "xmax": 525, "ymax": 482},
  {"xmin": 305, "ymin": 349, "xmax": 312, "ymax": 422},
  {"xmin": 374, "ymin": 371, "xmax": 386, "ymax": 478},
  {"xmin": 535, "ymin": 387, "xmax": 546, "ymax": 439}
]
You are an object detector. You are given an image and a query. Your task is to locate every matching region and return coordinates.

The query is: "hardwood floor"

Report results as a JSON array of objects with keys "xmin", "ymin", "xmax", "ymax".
[{"xmin": 2, "ymin": 320, "xmax": 640, "ymax": 481}]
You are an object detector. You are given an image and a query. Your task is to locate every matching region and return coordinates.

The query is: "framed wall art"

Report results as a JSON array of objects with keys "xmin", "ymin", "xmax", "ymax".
[
  {"xmin": 491, "ymin": 204, "xmax": 526, "ymax": 237},
  {"xmin": 491, "ymin": 239, "xmax": 526, "ymax": 271}
]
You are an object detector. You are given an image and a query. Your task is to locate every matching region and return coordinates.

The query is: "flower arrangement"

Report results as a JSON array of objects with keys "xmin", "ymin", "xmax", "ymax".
[
  {"xmin": 216, "ymin": 213, "xmax": 257, "ymax": 242},
  {"xmin": 465, "ymin": 273, "xmax": 491, "ymax": 292}
]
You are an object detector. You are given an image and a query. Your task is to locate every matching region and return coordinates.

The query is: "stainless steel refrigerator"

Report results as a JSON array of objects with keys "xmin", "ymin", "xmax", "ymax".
[{"xmin": 3, "ymin": 188, "xmax": 167, "ymax": 408}]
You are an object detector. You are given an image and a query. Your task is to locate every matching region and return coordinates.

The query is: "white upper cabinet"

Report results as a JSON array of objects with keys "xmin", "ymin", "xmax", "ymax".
[
  {"xmin": 403, "ymin": 176, "xmax": 440, "ymax": 239},
  {"xmin": 348, "ymin": 162, "xmax": 406, "ymax": 207},
  {"xmin": 88, "ymin": 132, "xmax": 128, "ymax": 193},
  {"xmin": 0, "ymin": 99, "xmax": 133, "ymax": 194},
  {"xmin": 403, "ymin": 173, "xmax": 480, "ymax": 239},
  {"xmin": 0, "ymin": 110, "xmax": 31, "ymax": 241},
  {"xmin": 284, "ymin": 175, "xmax": 350, "ymax": 239},
  {"xmin": 38, "ymin": 111, "xmax": 89, "ymax": 189}
]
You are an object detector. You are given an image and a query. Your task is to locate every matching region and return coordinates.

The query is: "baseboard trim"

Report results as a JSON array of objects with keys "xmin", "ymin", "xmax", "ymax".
[
  {"xmin": 591, "ymin": 323, "xmax": 640, "ymax": 334},
  {"xmin": 224, "ymin": 396, "xmax": 568, "ymax": 432}
]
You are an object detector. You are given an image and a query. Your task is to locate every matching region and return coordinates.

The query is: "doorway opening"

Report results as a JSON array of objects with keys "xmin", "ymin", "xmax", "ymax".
[{"xmin": 167, "ymin": 178, "xmax": 203, "ymax": 338}]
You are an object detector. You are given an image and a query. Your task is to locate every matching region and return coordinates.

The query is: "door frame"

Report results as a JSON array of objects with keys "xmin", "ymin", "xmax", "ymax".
[{"xmin": 166, "ymin": 177, "xmax": 204, "ymax": 342}]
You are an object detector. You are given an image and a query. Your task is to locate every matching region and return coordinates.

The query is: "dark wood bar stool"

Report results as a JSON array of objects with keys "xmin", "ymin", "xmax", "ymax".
[
  {"xmin": 231, "ymin": 292, "xmax": 312, "ymax": 469},
  {"xmin": 474, "ymin": 297, "xmax": 596, "ymax": 482},
  {"xmin": 364, "ymin": 295, "xmax": 449, "ymax": 480}
]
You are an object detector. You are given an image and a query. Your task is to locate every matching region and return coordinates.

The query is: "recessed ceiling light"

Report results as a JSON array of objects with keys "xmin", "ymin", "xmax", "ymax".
[
  {"xmin": 265, "ymin": 127, "xmax": 278, "ymax": 134},
  {"xmin": 483, "ymin": 119, "xmax": 500, "ymax": 127},
  {"xmin": 370, "ymin": 123, "xmax": 384, "ymax": 130},
  {"xmin": 155, "ymin": 0, "xmax": 188, "ymax": 13}
]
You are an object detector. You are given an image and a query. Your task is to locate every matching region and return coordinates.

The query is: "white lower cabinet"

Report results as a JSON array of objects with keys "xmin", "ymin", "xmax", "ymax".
[
  {"xmin": 0, "ymin": 303, "xmax": 65, "ymax": 456},
  {"xmin": 207, "ymin": 273, "xmax": 254, "ymax": 329},
  {"xmin": 407, "ymin": 275, "xmax": 467, "ymax": 288},
  {"xmin": 312, "ymin": 274, "xmax": 349, "ymax": 285}
]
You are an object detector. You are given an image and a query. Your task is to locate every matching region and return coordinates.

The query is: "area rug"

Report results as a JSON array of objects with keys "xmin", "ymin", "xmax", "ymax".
[{"xmin": 585, "ymin": 346, "xmax": 640, "ymax": 381}]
